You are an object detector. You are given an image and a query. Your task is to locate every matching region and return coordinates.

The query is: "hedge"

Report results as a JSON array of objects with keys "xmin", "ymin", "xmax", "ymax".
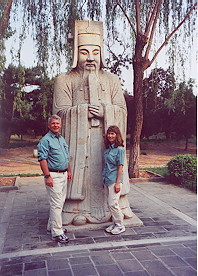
[{"xmin": 167, "ymin": 154, "xmax": 197, "ymax": 192}]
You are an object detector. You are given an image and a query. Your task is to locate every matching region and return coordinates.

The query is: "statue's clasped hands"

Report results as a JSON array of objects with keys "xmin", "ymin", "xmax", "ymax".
[{"xmin": 88, "ymin": 104, "xmax": 104, "ymax": 119}]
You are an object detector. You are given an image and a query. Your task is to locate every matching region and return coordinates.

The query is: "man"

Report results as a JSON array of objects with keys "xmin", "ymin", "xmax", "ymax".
[
  {"xmin": 53, "ymin": 20, "xmax": 133, "ymax": 226},
  {"xmin": 37, "ymin": 114, "xmax": 72, "ymax": 243}
]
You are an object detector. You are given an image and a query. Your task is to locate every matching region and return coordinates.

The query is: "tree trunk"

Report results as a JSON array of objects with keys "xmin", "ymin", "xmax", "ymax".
[
  {"xmin": 3, "ymin": 96, "xmax": 16, "ymax": 147},
  {"xmin": 4, "ymin": 127, "xmax": 11, "ymax": 147},
  {"xmin": 185, "ymin": 136, "xmax": 188, "ymax": 151},
  {"xmin": 128, "ymin": 34, "xmax": 148, "ymax": 178},
  {"xmin": 129, "ymin": 61, "xmax": 144, "ymax": 178}
]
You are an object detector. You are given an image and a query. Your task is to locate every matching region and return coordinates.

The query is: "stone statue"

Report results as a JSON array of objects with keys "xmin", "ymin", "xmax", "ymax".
[{"xmin": 53, "ymin": 20, "xmax": 133, "ymax": 226}]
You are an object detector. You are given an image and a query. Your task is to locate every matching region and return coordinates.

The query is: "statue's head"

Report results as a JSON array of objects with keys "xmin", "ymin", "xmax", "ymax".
[{"xmin": 71, "ymin": 20, "xmax": 107, "ymax": 70}]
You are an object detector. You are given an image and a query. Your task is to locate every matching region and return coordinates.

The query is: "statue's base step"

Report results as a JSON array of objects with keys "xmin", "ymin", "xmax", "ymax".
[{"xmin": 63, "ymin": 213, "xmax": 143, "ymax": 232}]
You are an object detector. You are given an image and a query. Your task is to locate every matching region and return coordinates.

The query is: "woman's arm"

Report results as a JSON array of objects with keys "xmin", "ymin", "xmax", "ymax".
[{"xmin": 114, "ymin": 165, "xmax": 123, "ymax": 193}]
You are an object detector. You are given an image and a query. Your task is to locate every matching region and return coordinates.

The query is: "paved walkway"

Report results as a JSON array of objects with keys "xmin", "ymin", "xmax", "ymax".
[{"xmin": 0, "ymin": 177, "xmax": 196, "ymax": 276}]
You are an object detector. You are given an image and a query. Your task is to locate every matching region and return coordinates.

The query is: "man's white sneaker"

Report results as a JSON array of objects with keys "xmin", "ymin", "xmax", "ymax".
[
  {"xmin": 105, "ymin": 224, "xmax": 115, "ymax": 233},
  {"xmin": 52, "ymin": 234, "xmax": 69, "ymax": 243},
  {"xmin": 111, "ymin": 225, "xmax": 125, "ymax": 235}
]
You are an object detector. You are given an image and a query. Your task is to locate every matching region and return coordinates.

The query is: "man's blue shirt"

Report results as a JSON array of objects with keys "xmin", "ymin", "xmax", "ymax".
[
  {"xmin": 103, "ymin": 144, "xmax": 125, "ymax": 186},
  {"xmin": 37, "ymin": 131, "xmax": 69, "ymax": 171}
]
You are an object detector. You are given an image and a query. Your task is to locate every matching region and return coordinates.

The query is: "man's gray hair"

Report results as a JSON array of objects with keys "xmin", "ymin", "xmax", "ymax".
[{"xmin": 48, "ymin": 114, "xmax": 61, "ymax": 124}]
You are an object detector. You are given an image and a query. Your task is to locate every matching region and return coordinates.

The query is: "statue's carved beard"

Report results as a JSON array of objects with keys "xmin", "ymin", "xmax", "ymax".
[{"xmin": 82, "ymin": 65, "xmax": 99, "ymax": 79}]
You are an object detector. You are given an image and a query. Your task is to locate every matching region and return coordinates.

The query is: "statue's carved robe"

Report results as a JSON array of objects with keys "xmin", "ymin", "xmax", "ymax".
[{"xmin": 53, "ymin": 69, "xmax": 133, "ymax": 225}]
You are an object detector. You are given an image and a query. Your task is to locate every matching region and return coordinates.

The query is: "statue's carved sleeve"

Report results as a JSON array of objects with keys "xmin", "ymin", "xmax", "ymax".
[
  {"xmin": 109, "ymin": 73, "xmax": 127, "ymax": 111},
  {"xmin": 53, "ymin": 73, "xmax": 72, "ymax": 115},
  {"xmin": 102, "ymin": 72, "xmax": 127, "ymax": 134}
]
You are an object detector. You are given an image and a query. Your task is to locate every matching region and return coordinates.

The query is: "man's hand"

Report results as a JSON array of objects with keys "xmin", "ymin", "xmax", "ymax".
[
  {"xmin": 114, "ymin": 182, "xmax": 121, "ymax": 193},
  {"xmin": 67, "ymin": 164, "xmax": 73, "ymax": 181},
  {"xmin": 88, "ymin": 104, "xmax": 104, "ymax": 118},
  {"xmin": 45, "ymin": 176, "xmax": 53, "ymax": 187},
  {"xmin": 67, "ymin": 171, "xmax": 73, "ymax": 181}
]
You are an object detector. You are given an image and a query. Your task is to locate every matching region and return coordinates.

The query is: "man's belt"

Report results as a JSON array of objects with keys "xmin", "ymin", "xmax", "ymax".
[{"xmin": 49, "ymin": 168, "xmax": 67, "ymax": 173}]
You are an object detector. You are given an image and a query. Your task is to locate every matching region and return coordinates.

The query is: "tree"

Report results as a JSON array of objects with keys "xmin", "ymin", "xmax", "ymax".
[
  {"xmin": 0, "ymin": 0, "xmax": 12, "ymax": 35},
  {"xmin": 106, "ymin": 39, "xmax": 132, "ymax": 85},
  {"xmin": 1, "ymin": 1, "xmax": 197, "ymax": 176},
  {"xmin": 124, "ymin": 93, "xmax": 134, "ymax": 136},
  {"xmin": 0, "ymin": 0, "xmax": 13, "ymax": 73},
  {"xmin": 0, "ymin": 0, "xmax": 14, "ymax": 119},
  {"xmin": 24, "ymin": 68, "xmax": 54, "ymax": 136},
  {"xmin": 172, "ymin": 80, "xmax": 197, "ymax": 149},
  {"xmin": 0, "ymin": 65, "xmax": 26, "ymax": 146},
  {"xmin": 142, "ymin": 67, "xmax": 176, "ymax": 139},
  {"xmin": 110, "ymin": 1, "xmax": 197, "ymax": 177},
  {"xmin": 142, "ymin": 70, "xmax": 197, "ymax": 147},
  {"xmin": 0, "ymin": 65, "xmax": 53, "ymax": 146}
]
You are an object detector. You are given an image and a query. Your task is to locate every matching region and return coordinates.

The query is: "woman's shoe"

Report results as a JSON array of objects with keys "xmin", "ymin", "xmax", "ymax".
[
  {"xmin": 105, "ymin": 224, "xmax": 115, "ymax": 233},
  {"xmin": 111, "ymin": 225, "xmax": 125, "ymax": 235}
]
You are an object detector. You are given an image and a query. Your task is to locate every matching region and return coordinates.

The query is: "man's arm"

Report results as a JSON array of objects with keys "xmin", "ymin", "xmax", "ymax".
[
  {"xmin": 67, "ymin": 163, "xmax": 73, "ymax": 181},
  {"xmin": 39, "ymin": 159, "xmax": 53, "ymax": 187}
]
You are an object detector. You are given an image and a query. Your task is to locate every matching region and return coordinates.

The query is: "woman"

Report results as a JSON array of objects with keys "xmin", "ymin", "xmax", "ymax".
[{"xmin": 103, "ymin": 125, "xmax": 126, "ymax": 235}]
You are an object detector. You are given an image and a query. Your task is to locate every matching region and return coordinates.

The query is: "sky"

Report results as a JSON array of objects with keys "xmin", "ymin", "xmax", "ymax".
[
  {"xmin": 4, "ymin": 5, "xmax": 197, "ymax": 95},
  {"xmin": 5, "ymin": 29, "xmax": 136, "ymax": 92}
]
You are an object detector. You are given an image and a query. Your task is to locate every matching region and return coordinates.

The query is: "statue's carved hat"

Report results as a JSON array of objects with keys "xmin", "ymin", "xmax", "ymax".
[{"xmin": 72, "ymin": 20, "xmax": 107, "ymax": 68}]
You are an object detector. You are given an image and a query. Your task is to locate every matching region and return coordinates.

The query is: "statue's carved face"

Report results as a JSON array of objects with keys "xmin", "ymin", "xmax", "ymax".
[{"xmin": 77, "ymin": 45, "xmax": 101, "ymax": 71}]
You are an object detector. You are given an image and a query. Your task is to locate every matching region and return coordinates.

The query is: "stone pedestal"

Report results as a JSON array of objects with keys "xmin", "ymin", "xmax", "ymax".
[{"xmin": 63, "ymin": 212, "xmax": 143, "ymax": 231}]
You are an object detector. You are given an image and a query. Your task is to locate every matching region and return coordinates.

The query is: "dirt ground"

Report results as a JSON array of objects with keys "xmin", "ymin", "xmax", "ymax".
[{"xmin": 0, "ymin": 140, "xmax": 196, "ymax": 177}]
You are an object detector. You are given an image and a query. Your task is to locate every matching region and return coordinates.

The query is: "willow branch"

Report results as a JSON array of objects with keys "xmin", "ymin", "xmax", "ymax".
[
  {"xmin": 0, "ymin": 0, "xmax": 13, "ymax": 35},
  {"xmin": 114, "ymin": 2, "xmax": 136, "ymax": 36},
  {"xmin": 150, "ymin": 2, "xmax": 198, "ymax": 66}
]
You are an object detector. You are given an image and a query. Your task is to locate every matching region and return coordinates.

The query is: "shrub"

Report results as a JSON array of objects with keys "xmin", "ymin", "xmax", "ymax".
[{"xmin": 167, "ymin": 154, "xmax": 197, "ymax": 191}]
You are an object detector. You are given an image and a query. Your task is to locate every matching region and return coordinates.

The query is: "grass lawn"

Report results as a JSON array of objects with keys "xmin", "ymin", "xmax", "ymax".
[{"xmin": 142, "ymin": 167, "xmax": 169, "ymax": 177}]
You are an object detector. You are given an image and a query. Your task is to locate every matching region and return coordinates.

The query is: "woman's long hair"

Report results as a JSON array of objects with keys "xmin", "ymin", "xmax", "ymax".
[{"xmin": 104, "ymin": 125, "xmax": 124, "ymax": 149}]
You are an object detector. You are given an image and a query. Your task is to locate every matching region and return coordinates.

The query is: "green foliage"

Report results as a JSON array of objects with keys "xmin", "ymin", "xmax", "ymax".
[
  {"xmin": 0, "ymin": 64, "xmax": 53, "ymax": 146},
  {"xmin": 142, "ymin": 67, "xmax": 176, "ymax": 138},
  {"xmin": 0, "ymin": 0, "xmax": 15, "ymax": 76},
  {"xmin": 8, "ymin": 142, "xmax": 38, "ymax": 149},
  {"xmin": 167, "ymin": 154, "xmax": 197, "ymax": 188},
  {"xmin": 142, "ymin": 68, "xmax": 197, "ymax": 141},
  {"xmin": 172, "ymin": 79, "xmax": 197, "ymax": 141},
  {"xmin": 1, "ymin": 174, "xmax": 41, "ymax": 177}
]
